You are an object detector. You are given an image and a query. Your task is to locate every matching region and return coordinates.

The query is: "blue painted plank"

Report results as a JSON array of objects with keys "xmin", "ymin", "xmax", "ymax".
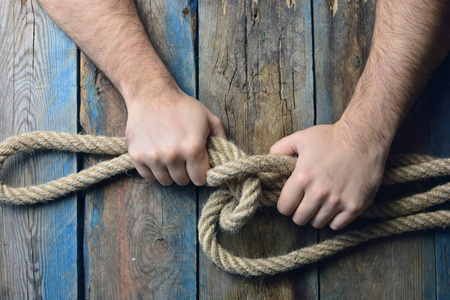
[
  {"xmin": 163, "ymin": 0, "xmax": 196, "ymax": 96},
  {"xmin": 80, "ymin": 0, "xmax": 197, "ymax": 298},
  {"xmin": 0, "ymin": 1, "xmax": 78, "ymax": 299}
]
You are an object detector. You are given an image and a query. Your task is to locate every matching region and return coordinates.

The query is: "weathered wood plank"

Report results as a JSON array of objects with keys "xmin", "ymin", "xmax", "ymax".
[
  {"xmin": 80, "ymin": 0, "xmax": 197, "ymax": 298},
  {"xmin": 313, "ymin": 0, "xmax": 438, "ymax": 298},
  {"xmin": 0, "ymin": 0, "xmax": 78, "ymax": 299},
  {"xmin": 199, "ymin": 0, "xmax": 317, "ymax": 298},
  {"xmin": 425, "ymin": 55, "xmax": 450, "ymax": 300}
]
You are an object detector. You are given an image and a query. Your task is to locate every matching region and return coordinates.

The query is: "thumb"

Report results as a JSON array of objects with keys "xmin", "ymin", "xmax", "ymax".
[
  {"xmin": 270, "ymin": 133, "xmax": 301, "ymax": 156},
  {"xmin": 208, "ymin": 113, "xmax": 227, "ymax": 139}
]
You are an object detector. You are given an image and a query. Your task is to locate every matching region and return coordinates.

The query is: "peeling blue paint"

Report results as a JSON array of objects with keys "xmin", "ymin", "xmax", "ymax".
[{"xmin": 40, "ymin": 13, "xmax": 78, "ymax": 300}]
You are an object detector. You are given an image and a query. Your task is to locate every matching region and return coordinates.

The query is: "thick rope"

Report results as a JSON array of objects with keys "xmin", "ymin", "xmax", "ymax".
[{"xmin": 0, "ymin": 131, "xmax": 449, "ymax": 276}]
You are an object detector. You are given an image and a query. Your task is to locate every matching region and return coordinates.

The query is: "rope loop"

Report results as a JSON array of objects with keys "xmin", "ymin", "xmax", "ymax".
[
  {"xmin": 0, "ymin": 131, "xmax": 449, "ymax": 276},
  {"xmin": 200, "ymin": 138, "xmax": 450, "ymax": 275},
  {"xmin": 0, "ymin": 131, "xmax": 134, "ymax": 205}
]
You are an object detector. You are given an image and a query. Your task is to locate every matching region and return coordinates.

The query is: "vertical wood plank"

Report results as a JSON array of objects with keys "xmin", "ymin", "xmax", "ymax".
[
  {"xmin": 80, "ymin": 0, "xmax": 197, "ymax": 298},
  {"xmin": 425, "ymin": 55, "xmax": 450, "ymax": 300},
  {"xmin": 199, "ymin": 0, "xmax": 317, "ymax": 298},
  {"xmin": 0, "ymin": 1, "xmax": 78, "ymax": 299},
  {"xmin": 313, "ymin": 0, "xmax": 438, "ymax": 298}
]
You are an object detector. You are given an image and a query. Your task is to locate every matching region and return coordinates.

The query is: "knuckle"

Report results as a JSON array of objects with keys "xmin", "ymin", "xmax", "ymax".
[
  {"xmin": 184, "ymin": 137, "xmax": 204, "ymax": 156},
  {"xmin": 294, "ymin": 171, "xmax": 311, "ymax": 186},
  {"xmin": 290, "ymin": 171, "xmax": 311, "ymax": 189},
  {"xmin": 135, "ymin": 167, "xmax": 153, "ymax": 182},
  {"xmin": 164, "ymin": 149, "xmax": 180, "ymax": 164},
  {"xmin": 311, "ymin": 221, "xmax": 324, "ymax": 229},
  {"xmin": 328, "ymin": 195, "xmax": 341, "ymax": 207},
  {"xmin": 292, "ymin": 215, "xmax": 307, "ymax": 226},
  {"xmin": 277, "ymin": 202, "xmax": 291, "ymax": 216},
  {"xmin": 312, "ymin": 187, "xmax": 329, "ymax": 200},
  {"xmin": 147, "ymin": 151, "xmax": 161, "ymax": 165},
  {"xmin": 129, "ymin": 148, "xmax": 161, "ymax": 165},
  {"xmin": 179, "ymin": 180, "xmax": 190, "ymax": 186},
  {"xmin": 187, "ymin": 166, "xmax": 208, "ymax": 186},
  {"xmin": 143, "ymin": 175, "xmax": 156, "ymax": 183},
  {"xmin": 329, "ymin": 223, "xmax": 342, "ymax": 231},
  {"xmin": 192, "ymin": 175, "xmax": 207, "ymax": 186},
  {"xmin": 128, "ymin": 148, "xmax": 145, "ymax": 163},
  {"xmin": 175, "ymin": 176, "xmax": 190, "ymax": 186},
  {"xmin": 346, "ymin": 201, "xmax": 365, "ymax": 214},
  {"xmin": 159, "ymin": 178, "xmax": 173, "ymax": 186},
  {"xmin": 212, "ymin": 116, "xmax": 223, "ymax": 127}
]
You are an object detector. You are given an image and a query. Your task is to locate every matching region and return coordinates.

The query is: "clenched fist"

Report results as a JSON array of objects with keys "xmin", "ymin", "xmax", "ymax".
[
  {"xmin": 270, "ymin": 122, "xmax": 388, "ymax": 230},
  {"xmin": 126, "ymin": 84, "xmax": 226, "ymax": 186}
]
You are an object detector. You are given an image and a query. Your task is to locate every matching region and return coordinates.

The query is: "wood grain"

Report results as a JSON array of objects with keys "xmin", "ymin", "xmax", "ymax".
[
  {"xmin": 1, "ymin": 0, "xmax": 448, "ymax": 298},
  {"xmin": 198, "ymin": 0, "xmax": 317, "ymax": 298},
  {"xmin": 425, "ymin": 55, "xmax": 450, "ymax": 300},
  {"xmin": 0, "ymin": 0, "xmax": 78, "ymax": 299},
  {"xmin": 80, "ymin": 0, "xmax": 198, "ymax": 298},
  {"xmin": 313, "ymin": 0, "xmax": 439, "ymax": 298}
]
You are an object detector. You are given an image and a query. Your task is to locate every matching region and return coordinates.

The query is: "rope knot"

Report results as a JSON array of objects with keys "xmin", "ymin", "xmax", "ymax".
[
  {"xmin": 206, "ymin": 137, "xmax": 296, "ymax": 233},
  {"xmin": 0, "ymin": 132, "xmax": 449, "ymax": 276}
]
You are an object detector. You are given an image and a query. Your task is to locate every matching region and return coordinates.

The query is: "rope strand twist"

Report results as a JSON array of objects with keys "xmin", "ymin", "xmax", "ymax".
[{"xmin": 1, "ymin": 131, "xmax": 449, "ymax": 276}]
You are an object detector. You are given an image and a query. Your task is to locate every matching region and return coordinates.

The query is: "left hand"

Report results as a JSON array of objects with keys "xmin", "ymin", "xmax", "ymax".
[{"xmin": 270, "ymin": 122, "xmax": 388, "ymax": 230}]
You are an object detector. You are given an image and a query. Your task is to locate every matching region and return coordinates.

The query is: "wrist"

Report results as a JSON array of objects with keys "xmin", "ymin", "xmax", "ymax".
[
  {"xmin": 334, "ymin": 113, "xmax": 392, "ymax": 159},
  {"xmin": 119, "ymin": 64, "xmax": 179, "ymax": 106},
  {"xmin": 337, "ymin": 70, "xmax": 400, "ymax": 155}
]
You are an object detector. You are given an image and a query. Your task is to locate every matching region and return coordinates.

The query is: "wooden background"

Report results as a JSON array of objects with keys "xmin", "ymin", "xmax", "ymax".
[{"xmin": 1, "ymin": 0, "xmax": 449, "ymax": 299}]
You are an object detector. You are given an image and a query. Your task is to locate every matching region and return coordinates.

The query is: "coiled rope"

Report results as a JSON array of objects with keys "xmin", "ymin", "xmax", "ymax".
[{"xmin": 0, "ymin": 131, "xmax": 449, "ymax": 276}]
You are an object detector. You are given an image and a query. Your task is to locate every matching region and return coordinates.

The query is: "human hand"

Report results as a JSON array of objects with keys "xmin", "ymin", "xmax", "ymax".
[
  {"xmin": 125, "ymin": 81, "xmax": 226, "ymax": 186},
  {"xmin": 269, "ymin": 122, "xmax": 388, "ymax": 230}
]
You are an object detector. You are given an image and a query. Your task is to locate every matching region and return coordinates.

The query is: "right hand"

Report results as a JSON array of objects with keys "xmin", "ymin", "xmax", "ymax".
[{"xmin": 125, "ymin": 81, "xmax": 226, "ymax": 186}]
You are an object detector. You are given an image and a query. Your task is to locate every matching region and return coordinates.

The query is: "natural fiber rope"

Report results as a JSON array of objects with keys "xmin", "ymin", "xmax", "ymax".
[{"xmin": 1, "ymin": 131, "xmax": 449, "ymax": 276}]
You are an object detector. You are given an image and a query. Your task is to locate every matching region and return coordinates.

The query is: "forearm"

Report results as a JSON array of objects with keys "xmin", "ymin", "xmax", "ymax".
[
  {"xmin": 38, "ymin": 0, "xmax": 174, "ymax": 103},
  {"xmin": 38, "ymin": 0, "xmax": 226, "ymax": 187},
  {"xmin": 340, "ymin": 0, "xmax": 450, "ymax": 151}
]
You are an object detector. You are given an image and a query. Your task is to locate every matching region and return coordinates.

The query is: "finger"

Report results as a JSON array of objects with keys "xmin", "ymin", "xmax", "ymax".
[
  {"xmin": 328, "ymin": 211, "xmax": 358, "ymax": 231},
  {"xmin": 167, "ymin": 161, "xmax": 190, "ymax": 186},
  {"xmin": 270, "ymin": 135, "xmax": 298, "ymax": 156},
  {"xmin": 186, "ymin": 148, "xmax": 209, "ymax": 186},
  {"xmin": 208, "ymin": 114, "xmax": 227, "ymax": 139},
  {"xmin": 134, "ymin": 163, "xmax": 156, "ymax": 183},
  {"xmin": 277, "ymin": 172, "xmax": 305, "ymax": 216},
  {"xmin": 292, "ymin": 193, "xmax": 323, "ymax": 226},
  {"xmin": 310, "ymin": 201, "xmax": 341, "ymax": 229},
  {"xmin": 149, "ymin": 163, "xmax": 173, "ymax": 186}
]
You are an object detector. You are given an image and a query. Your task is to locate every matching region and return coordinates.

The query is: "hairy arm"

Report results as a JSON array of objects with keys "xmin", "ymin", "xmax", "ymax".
[
  {"xmin": 270, "ymin": 0, "xmax": 450, "ymax": 230},
  {"xmin": 341, "ymin": 0, "xmax": 450, "ymax": 150},
  {"xmin": 38, "ymin": 0, "xmax": 169, "ymax": 99},
  {"xmin": 38, "ymin": 0, "xmax": 225, "ymax": 186}
]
